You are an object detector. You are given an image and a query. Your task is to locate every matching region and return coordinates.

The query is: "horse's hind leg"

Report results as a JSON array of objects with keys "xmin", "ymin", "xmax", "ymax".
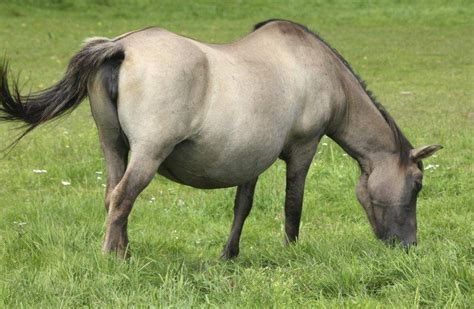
[
  {"xmin": 102, "ymin": 146, "xmax": 173, "ymax": 258},
  {"xmin": 89, "ymin": 75, "xmax": 128, "ymax": 213},
  {"xmin": 96, "ymin": 127, "xmax": 128, "ymax": 213},
  {"xmin": 221, "ymin": 177, "xmax": 258, "ymax": 260},
  {"xmin": 102, "ymin": 138, "xmax": 128, "ymax": 213},
  {"xmin": 283, "ymin": 138, "xmax": 319, "ymax": 244}
]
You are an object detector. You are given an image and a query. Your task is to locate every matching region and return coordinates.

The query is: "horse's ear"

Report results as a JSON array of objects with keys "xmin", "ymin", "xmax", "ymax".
[{"xmin": 410, "ymin": 144, "xmax": 443, "ymax": 162}]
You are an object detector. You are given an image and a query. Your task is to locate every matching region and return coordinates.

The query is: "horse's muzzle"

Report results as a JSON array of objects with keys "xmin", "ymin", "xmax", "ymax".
[{"xmin": 381, "ymin": 233, "xmax": 417, "ymax": 250}]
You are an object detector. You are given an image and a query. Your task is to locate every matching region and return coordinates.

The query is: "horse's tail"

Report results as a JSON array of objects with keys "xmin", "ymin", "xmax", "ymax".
[{"xmin": 0, "ymin": 37, "xmax": 124, "ymax": 144}]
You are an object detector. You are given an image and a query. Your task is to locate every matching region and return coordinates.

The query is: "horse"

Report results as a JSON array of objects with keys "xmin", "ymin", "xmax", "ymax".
[{"xmin": 0, "ymin": 19, "xmax": 442, "ymax": 259}]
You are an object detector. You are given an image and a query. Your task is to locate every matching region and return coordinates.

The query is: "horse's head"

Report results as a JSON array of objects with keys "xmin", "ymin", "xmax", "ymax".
[{"xmin": 356, "ymin": 144, "xmax": 442, "ymax": 247}]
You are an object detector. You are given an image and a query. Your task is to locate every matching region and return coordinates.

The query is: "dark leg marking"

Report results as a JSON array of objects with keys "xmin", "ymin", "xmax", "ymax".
[
  {"xmin": 284, "ymin": 140, "xmax": 318, "ymax": 244},
  {"xmin": 103, "ymin": 136, "xmax": 128, "ymax": 213},
  {"xmin": 221, "ymin": 177, "xmax": 258, "ymax": 260}
]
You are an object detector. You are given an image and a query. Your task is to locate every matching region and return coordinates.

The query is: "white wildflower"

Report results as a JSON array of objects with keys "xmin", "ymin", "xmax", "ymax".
[
  {"xmin": 33, "ymin": 169, "xmax": 47, "ymax": 174},
  {"xmin": 61, "ymin": 180, "xmax": 71, "ymax": 186},
  {"xmin": 424, "ymin": 164, "xmax": 440, "ymax": 170}
]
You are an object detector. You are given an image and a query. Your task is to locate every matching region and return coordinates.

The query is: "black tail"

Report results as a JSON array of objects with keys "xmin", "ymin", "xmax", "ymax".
[{"xmin": 0, "ymin": 37, "xmax": 124, "ymax": 145}]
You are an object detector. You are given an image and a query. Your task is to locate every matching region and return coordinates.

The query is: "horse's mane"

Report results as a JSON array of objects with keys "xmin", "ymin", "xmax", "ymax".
[{"xmin": 254, "ymin": 19, "xmax": 416, "ymax": 167}]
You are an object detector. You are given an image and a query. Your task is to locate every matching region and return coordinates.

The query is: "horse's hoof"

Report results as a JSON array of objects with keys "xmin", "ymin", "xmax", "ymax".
[
  {"xmin": 102, "ymin": 246, "xmax": 131, "ymax": 260},
  {"xmin": 220, "ymin": 247, "xmax": 239, "ymax": 260},
  {"xmin": 283, "ymin": 235, "xmax": 298, "ymax": 246}
]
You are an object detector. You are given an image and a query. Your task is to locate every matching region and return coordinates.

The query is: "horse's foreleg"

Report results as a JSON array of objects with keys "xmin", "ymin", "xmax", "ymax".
[
  {"xmin": 284, "ymin": 139, "xmax": 319, "ymax": 244},
  {"xmin": 102, "ymin": 148, "xmax": 169, "ymax": 258},
  {"xmin": 221, "ymin": 177, "xmax": 258, "ymax": 260}
]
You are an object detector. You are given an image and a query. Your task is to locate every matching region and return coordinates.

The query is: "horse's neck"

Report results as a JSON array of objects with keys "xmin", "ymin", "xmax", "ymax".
[{"xmin": 328, "ymin": 81, "xmax": 397, "ymax": 173}]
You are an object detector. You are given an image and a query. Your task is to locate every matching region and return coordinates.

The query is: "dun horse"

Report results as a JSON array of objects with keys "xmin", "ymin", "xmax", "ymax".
[{"xmin": 0, "ymin": 20, "xmax": 441, "ymax": 259}]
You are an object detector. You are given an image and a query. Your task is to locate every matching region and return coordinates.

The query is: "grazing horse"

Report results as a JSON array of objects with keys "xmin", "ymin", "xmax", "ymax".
[{"xmin": 0, "ymin": 20, "xmax": 441, "ymax": 259}]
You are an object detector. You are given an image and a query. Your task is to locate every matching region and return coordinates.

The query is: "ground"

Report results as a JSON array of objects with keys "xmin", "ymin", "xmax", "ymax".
[{"xmin": 0, "ymin": 0, "xmax": 472, "ymax": 307}]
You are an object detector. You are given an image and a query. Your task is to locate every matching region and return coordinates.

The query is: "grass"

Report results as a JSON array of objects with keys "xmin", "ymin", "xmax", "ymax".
[{"xmin": 0, "ymin": 0, "xmax": 473, "ymax": 307}]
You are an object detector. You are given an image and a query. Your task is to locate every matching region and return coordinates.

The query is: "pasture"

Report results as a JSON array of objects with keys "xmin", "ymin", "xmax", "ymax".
[{"xmin": 0, "ymin": 0, "xmax": 472, "ymax": 307}]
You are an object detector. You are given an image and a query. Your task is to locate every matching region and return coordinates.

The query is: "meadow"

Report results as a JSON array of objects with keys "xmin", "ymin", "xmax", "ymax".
[{"xmin": 0, "ymin": 0, "xmax": 472, "ymax": 307}]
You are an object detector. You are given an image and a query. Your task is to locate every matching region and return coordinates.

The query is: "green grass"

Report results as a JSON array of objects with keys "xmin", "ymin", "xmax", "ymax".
[{"xmin": 0, "ymin": 0, "xmax": 473, "ymax": 307}]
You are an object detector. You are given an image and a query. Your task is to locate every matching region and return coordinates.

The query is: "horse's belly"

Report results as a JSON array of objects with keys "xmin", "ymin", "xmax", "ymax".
[
  {"xmin": 158, "ymin": 164, "xmax": 239, "ymax": 189},
  {"xmin": 158, "ymin": 138, "xmax": 282, "ymax": 189}
]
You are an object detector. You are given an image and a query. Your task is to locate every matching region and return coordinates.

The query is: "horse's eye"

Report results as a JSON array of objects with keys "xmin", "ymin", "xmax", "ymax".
[{"xmin": 414, "ymin": 180, "xmax": 423, "ymax": 192}]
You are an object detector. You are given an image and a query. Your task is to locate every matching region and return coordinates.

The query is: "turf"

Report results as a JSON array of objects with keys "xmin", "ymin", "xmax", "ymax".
[{"xmin": 0, "ymin": 0, "xmax": 473, "ymax": 307}]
